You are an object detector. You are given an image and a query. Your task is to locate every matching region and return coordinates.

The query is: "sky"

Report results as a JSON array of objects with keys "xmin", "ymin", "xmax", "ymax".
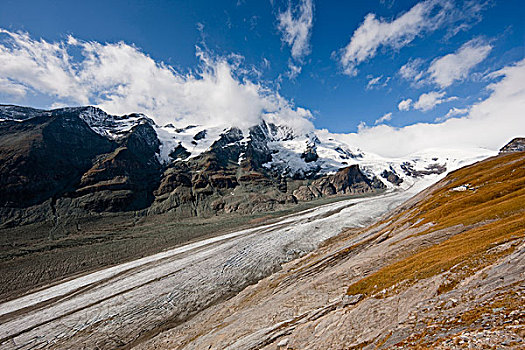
[{"xmin": 0, "ymin": 0, "xmax": 524, "ymax": 156}]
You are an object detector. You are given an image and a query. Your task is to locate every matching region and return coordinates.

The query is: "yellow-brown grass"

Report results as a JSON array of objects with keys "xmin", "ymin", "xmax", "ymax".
[
  {"xmin": 347, "ymin": 152, "xmax": 525, "ymax": 297},
  {"xmin": 406, "ymin": 152, "xmax": 525, "ymax": 233}
]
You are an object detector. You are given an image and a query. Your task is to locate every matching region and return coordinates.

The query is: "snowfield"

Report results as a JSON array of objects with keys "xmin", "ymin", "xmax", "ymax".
[{"xmin": 1, "ymin": 178, "xmax": 440, "ymax": 350}]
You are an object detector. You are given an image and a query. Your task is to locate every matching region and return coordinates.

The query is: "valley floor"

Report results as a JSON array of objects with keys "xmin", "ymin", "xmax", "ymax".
[
  {"xmin": 0, "ymin": 183, "xmax": 428, "ymax": 349},
  {"xmin": 0, "ymin": 191, "xmax": 382, "ymax": 301}
]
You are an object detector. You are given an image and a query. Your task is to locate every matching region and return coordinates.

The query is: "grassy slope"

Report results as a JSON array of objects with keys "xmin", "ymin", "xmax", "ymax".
[{"xmin": 347, "ymin": 151, "xmax": 525, "ymax": 297}]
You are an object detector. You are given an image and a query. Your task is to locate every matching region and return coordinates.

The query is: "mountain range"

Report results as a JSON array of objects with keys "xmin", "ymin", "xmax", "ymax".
[{"xmin": 0, "ymin": 104, "xmax": 492, "ymax": 228}]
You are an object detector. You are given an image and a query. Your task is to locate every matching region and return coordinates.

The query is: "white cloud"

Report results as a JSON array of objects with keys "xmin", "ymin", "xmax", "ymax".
[
  {"xmin": 428, "ymin": 38, "xmax": 492, "ymax": 88},
  {"xmin": 339, "ymin": 0, "xmax": 487, "ymax": 76},
  {"xmin": 439, "ymin": 106, "xmax": 469, "ymax": 121},
  {"xmin": 340, "ymin": 0, "xmax": 451, "ymax": 76},
  {"xmin": 399, "ymin": 38, "xmax": 492, "ymax": 89},
  {"xmin": 333, "ymin": 58, "xmax": 525, "ymax": 157},
  {"xmin": 286, "ymin": 60, "xmax": 303, "ymax": 79},
  {"xmin": 434, "ymin": 106, "xmax": 469, "ymax": 122},
  {"xmin": 399, "ymin": 58, "xmax": 425, "ymax": 84},
  {"xmin": 380, "ymin": 0, "xmax": 396, "ymax": 8},
  {"xmin": 277, "ymin": 0, "xmax": 314, "ymax": 61},
  {"xmin": 398, "ymin": 98, "xmax": 412, "ymax": 111},
  {"xmin": 413, "ymin": 91, "xmax": 457, "ymax": 111},
  {"xmin": 0, "ymin": 77, "xmax": 26, "ymax": 98},
  {"xmin": 0, "ymin": 29, "xmax": 90, "ymax": 104},
  {"xmin": 366, "ymin": 75, "xmax": 382, "ymax": 89},
  {"xmin": 0, "ymin": 29, "xmax": 314, "ymax": 132},
  {"xmin": 374, "ymin": 112, "xmax": 392, "ymax": 125},
  {"xmin": 366, "ymin": 75, "xmax": 390, "ymax": 90}
]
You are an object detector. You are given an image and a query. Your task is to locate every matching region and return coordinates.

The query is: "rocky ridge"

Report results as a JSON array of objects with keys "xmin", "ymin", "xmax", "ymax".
[
  {"xmin": 499, "ymin": 137, "xmax": 525, "ymax": 154},
  {"xmin": 0, "ymin": 104, "xmax": 466, "ymax": 228}
]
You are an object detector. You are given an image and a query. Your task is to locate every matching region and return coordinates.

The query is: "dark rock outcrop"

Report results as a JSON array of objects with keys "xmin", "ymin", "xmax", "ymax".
[
  {"xmin": 75, "ymin": 122, "xmax": 162, "ymax": 212},
  {"xmin": 499, "ymin": 137, "xmax": 525, "ymax": 153},
  {"xmin": 242, "ymin": 123, "xmax": 273, "ymax": 170},
  {"xmin": 401, "ymin": 162, "xmax": 446, "ymax": 177},
  {"xmin": 0, "ymin": 112, "xmax": 113, "ymax": 208},
  {"xmin": 193, "ymin": 130, "xmax": 207, "ymax": 140},
  {"xmin": 0, "ymin": 107, "xmax": 163, "ymax": 226},
  {"xmin": 301, "ymin": 145, "xmax": 319, "ymax": 163},
  {"xmin": 169, "ymin": 144, "xmax": 191, "ymax": 160},
  {"xmin": 292, "ymin": 165, "xmax": 385, "ymax": 201},
  {"xmin": 381, "ymin": 169, "xmax": 403, "ymax": 186}
]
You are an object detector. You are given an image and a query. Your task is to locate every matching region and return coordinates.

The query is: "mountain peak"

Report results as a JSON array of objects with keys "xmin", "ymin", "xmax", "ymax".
[{"xmin": 499, "ymin": 137, "xmax": 525, "ymax": 154}]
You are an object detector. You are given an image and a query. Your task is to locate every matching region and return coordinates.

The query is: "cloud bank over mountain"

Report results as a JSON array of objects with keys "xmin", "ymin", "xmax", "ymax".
[
  {"xmin": 338, "ymin": 58, "xmax": 525, "ymax": 157},
  {"xmin": 0, "ymin": 28, "xmax": 523, "ymax": 158},
  {"xmin": 0, "ymin": 29, "xmax": 314, "ymax": 132}
]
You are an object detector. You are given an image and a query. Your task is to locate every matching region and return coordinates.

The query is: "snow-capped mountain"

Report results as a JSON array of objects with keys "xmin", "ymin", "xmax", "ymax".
[
  {"xmin": 53, "ymin": 106, "xmax": 490, "ymax": 185},
  {"xmin": 0, "ymin": 104, "xmax": 495, "ymax": 226}
]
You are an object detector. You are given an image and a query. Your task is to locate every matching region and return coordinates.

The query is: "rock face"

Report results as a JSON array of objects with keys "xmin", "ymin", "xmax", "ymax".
[
  {"xmin": 0, "ymin": 112, "xmax": 113, "ymax": 209},
  {"xmin": 0, "ymin": 105, "xmax": 388, "ymax": 227},
  {"xmin": 301, "ymin": 145, "xmax": 318, "ymax": 162},
  {"xmin": 292, "ymin": 165, "xmax": 385, "ymax": 201},
  {"xmin": 381, "ymin": 169, "xmax": 403, "ymax": 185},
  {"xmin": 74, "ymin": 122, "xmax": 162, "ymax": 212},
  {"xmin": 400, "ymin": 161, "xmax": 446, "ymax": 177},
  {"xmin": 0, "ymin": 107, "xmax": 166, "ymax": 226},
  {"xmin": 499, "ymin": 137, "xmax": 525, "ymax": 153},
  {"xmin": 150, "ymin": 125, "xmax": 359, "ymax": 217}
]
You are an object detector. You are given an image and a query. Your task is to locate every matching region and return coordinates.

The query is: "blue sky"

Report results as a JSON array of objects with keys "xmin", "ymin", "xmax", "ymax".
[{"xmin": 0, "ymin": 0, "xmax": 523, "ymax": 136}]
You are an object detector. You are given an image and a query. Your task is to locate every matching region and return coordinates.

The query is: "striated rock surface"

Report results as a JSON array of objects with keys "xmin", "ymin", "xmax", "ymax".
[{"xmin": 136, "ymin": 150, "xmax": 525, "ymax": 350}]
